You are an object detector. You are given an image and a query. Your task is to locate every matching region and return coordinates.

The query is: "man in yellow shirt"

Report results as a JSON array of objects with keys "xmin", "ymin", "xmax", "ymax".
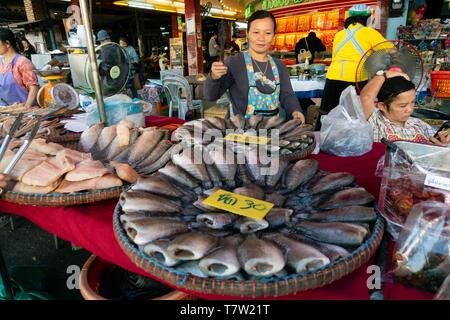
[{"xmin": 318, "ymin": 4, "xmax": 391, "ymax": 129}]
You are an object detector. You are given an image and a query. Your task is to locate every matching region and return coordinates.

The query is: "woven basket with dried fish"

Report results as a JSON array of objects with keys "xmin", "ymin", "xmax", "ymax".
[
  {"xmin": 0, "ymin": 136, "xmax": 133, "ymax": 206},
  {"xmin": 113, "ymin": 143, "xmax": 384, "ymax": 298},
  {"xmin": 171, "ymin": 114, "xmax": 316, "ymax": 163},
  {"xmin": 0, "ymin": 115, "xmax": 67, "ymax": 141},
  {"xmin": 78, "ymin": 120, "xmax": 174, "ymax": 176}
]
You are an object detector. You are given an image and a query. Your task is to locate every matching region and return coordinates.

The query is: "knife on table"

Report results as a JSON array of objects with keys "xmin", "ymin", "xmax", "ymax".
[{"xmin": 0, "ymin": 113, "xmax": 24, "ymax": 163}]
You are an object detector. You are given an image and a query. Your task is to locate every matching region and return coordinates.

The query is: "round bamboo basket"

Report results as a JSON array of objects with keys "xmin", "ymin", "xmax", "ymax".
[{"xmin": 79, "ymin": 254, "xmax": 197, "ymax": 300}]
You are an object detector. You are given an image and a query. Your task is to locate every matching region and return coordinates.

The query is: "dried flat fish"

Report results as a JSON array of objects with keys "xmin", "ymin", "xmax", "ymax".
[
  {"xmin": 317, "ymin": 188, "xmax": 375, "ymax": 210},
  {"xmin": 120, "ymin": 191, "xmax": 181, "ymax": 213},
  {"xmin": 143, "ymin": 239, "xmax": 180, "ymax": 267},
  {"xmin": 167, "ymin": 232, "xmax": 219, "ymax": 260},
  {"xmin": 136, "ymin": 140, "xmax": 173, "ymax": 170},
  {"xmin": 128, "ymin": 129, "xmax": 164, "ymax": 165},
  {"xmin": 131, "ymin": 175, "xmax": 183, "ymax": 198},
  {"xmin": 283, "ymin": 159, "xmax": 319, "ymax": 191},
  {"xmin": 79, "ymin": 123, "xmax": 104, "ymax": 152},
  {"xmin": 196, "ymin": 212, "xmax": 238, "ymax": 229},
  {"xmin": 65, "ymin": 159, "xmax": 109, "ymax": 182},
  {"xmin": 309, "ymin": 172, "xmax": 356, "ymax": 194},
  {"xmin": 199, "ymin": 235, "xmax": 243, "ymax": 277},
  {"xmin": 110, "ymin": 161, "xmax": 139, "ymax": 184},
  {"xmin": 124, "ymin": 218, "xmax": 189, "ymax": 245}
]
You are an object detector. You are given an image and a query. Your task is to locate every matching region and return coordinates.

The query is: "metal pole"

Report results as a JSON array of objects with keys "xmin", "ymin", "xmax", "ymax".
[{"xmin": 79, "ymin": 0, "xmax": 107, "ymax": 124}]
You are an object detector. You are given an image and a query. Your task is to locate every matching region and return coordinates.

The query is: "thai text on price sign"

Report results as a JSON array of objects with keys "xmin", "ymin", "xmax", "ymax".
[
  {"xmin": 203, "ymin": 189, "xmax": 274, "ymax": 220},
  {"xmin": 224, "ymin": 133, "xmax": 271, "ymax": 145}
]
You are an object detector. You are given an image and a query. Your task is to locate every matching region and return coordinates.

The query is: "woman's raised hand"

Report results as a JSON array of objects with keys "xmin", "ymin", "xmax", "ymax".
[{"xmin": 210, "ymin": 61, "xmax": 228, "ymax": 80}]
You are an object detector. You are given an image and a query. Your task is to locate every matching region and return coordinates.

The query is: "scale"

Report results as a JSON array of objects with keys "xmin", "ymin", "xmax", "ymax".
[{"xmin": 34, "ymin": 69, "xmax": 79, "ymax": 109}]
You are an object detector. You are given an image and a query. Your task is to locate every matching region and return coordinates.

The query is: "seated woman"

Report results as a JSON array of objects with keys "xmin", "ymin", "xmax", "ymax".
[{"xmin": 360, "ymin": 70, "xmax": 450, "ymax": 146}]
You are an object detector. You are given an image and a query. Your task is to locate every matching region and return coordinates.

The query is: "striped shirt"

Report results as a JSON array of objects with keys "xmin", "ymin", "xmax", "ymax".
[{"xmin": 368, "ymin": 108, "xmax": 436, "ymax": 142}]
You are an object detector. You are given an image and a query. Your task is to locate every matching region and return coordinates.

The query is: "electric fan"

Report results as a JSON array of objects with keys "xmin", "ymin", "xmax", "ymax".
[{"xmin": 355, "ymin": 40, "xmax": 424, "ymax": 93}]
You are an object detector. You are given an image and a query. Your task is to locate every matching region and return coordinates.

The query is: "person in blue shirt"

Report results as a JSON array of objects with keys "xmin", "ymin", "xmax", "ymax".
[{"xmin": 119, "ymin": 36, "xmax": 140, "ymax": 98}]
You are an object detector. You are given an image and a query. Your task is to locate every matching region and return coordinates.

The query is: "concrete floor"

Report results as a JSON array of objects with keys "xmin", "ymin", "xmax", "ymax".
[{"xmin": 0, "ymin": 215, "xmax": 90, "ymax": 300}]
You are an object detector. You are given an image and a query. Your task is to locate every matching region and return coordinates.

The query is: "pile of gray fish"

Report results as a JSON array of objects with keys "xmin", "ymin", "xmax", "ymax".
[
  {"xmin": 78, "ymin": 120, "xmax": 181, "ymax": 175},
  {"xmin": 172, "ymin": 114, "xmax": 315, "ymax": 157},
  {"xmin": 118, "ymin": 148, "xmax": 378, "ymax": 280}
]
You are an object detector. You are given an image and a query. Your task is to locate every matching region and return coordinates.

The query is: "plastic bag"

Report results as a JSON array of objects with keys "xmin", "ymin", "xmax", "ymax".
[
  {"xmin": 390, "ymin": 201, "xmax": 450, "ymax": 293},
  {"xmin": 377, "ymin": 141, "xmax": 450, "ymax": 239},
  {"xmin": 86, "ymin": 94, "xmax": 144, "ymax": 127},
  {"xmin": 320, "ymin": 86, "xmax": 373, "ymax": 156}
]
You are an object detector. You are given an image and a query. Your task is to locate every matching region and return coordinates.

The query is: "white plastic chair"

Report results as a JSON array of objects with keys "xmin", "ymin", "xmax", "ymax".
[{"xmin": 160, "ymin": 71, "xmax": 203, "ymax": 120}]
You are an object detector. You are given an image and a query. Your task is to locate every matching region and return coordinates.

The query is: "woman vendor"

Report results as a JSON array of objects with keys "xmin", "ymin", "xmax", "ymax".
[
  {"xmin": 204, "ymin": 10, "xmax": 305, "ymax": 123},
  {"xmin": 360, "ymin": 70, "xmax": 450, "ymax": 146},
  {"xmin": 0, "ymin": 28, "xmax": 39, "ymax": 109}
]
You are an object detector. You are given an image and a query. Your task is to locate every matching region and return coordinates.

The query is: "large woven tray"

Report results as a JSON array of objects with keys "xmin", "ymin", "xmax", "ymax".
[
  {"xmin": 1, "ymin": 186, "xmax": 125, "ymax": 207},
  {"xmin": 113, "ymin": 202, "xmax": 385, "ymax": 298}
]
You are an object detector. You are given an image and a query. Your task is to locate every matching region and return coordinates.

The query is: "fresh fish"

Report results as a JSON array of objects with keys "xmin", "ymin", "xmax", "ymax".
[
  {"xmin": 309, "ymin": 172, "xmax": 355, "ymax": 194},
  {"xmin": 265, "ymin": 160, "xmax": 289, "ymax": 188},
  {"xmin": 283, "ymin": 159, "xmax": 319, "ymax": 191},
  {"xmin": 297, "ymin": 206, "xmax": 377, "ymax": 223},
  {"xmin": 233, "ymin": 184, "xmax": 265, "ymax": 200},
  {"xmin": 139, "ymin": 143, "xmax": 183, "ymax": 175},
  {"xmin": 131, "ymin": 175, "xmax": 183, "ymax": 198},
  {"xmin": 128, "ymin": 129, "xmax": 164, "ymax": 165},
  {"xmin": 261, "ymin": 113, "xmax": 285, "ymax": 130},
  {"xmin": 199, "ymin": 235, "xmax": 244, "ymax": 277},
  {"xmin": 120, "ymin": 191, "xmax": 181, "ymax": 213},
  {"xmin": 245, "ymin": 147, "xmax": 265, "ymax": 185},
  {"xmin": 172, "ymin": 148, "xmax": 212, "ymax": 188},
  {"xmin": 143, "ymin": 239, "xmax": 180, "ymax": 267},
  {"xmin": 193, "ymin": 196, "xmax": 223, "ymax": 213},
  {"xmin": 110, "ymin": 161, "xmax": 139, "ymax": 184},
  {"xmin": 196, "ymin": 213, "xmax": 238, "ymax": 229},
  {"xmin": 293, "ymin": 221, "xmax": 369, "ymax": 246},
  {"xmin": 208, "ymin": 147, "xmax": 237, "ymax": 188},
  {"xmin": 265, "ymin": 208, "xmax": 293, "ymax": 228},
  {"xmin": 205, "ymin": 116, "xmax": 226, "ymax": 131},
  {"xmin": 79, "ymin": 123, "xmax": 104, "ymax": 152},
  {"xmin": 91, "ymin": 125, "xmax": 117, "ymax": 158},
  {"xmin": 317, "ymin": 188, "xmax": 375, "ymax": 210},
  {"xmin": 167, "ymin": 232, "xmax": 219, "ymax": 260},
  {"xmin": 279, "ymin": 229, "xmax": 351, "ymax": 261},
  {"xmin": 230, "ymin": 113, "xmax": 245, "ymax": 130},
  {"xmin": 282, "ymin": 124, "xmax": 314, "ymax": 139},
  {"xmin": 234, "ymin": 217, "xmax": 269, "ymax": 234},
  {"xmin": 237, "ymin": 164, "xmax": 252, "ymax": 185},
  {"xmin": 247, "ymin": 114, "xmax": 263, "ymax": 130},
  {"xmin": 124, "ymin": 218, "xmax": 188, "ymax": 245},
  {"xmin": 264, "ymin": 192, "xmax": 286, "ymax": 207},
  {"xmin": 158, "ymin": 160, "xmax": 201, "ymax": 192},
  {"xmin": 263, "ymin": 233, "xmax": 330, "ymax": 273},
  {"xmin": 277, "ymin": 119, "xmax": 303, "ymax": 135},
  {"xmin": 237, "ymin": 235, "xmax": 285, "ymax": 276},
  {"xmin": 136, "ymin": 140, "xmax": 173, "ymax": 169}
]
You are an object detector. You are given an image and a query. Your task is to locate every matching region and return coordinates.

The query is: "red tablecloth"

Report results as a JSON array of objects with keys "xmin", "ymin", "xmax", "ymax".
[{"xmin": 0, "ymin": 143, "xmax": 434, "ymax": 300}]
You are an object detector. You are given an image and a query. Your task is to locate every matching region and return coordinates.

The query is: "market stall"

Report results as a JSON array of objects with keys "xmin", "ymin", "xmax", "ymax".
[{"xmin": 0, "ymin": 141, "xmax": 436, "ymax": 300}]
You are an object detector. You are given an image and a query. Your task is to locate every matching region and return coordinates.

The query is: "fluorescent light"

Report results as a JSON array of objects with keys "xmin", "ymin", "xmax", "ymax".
[
  {"xmin": 210, "ymin": 8, "xmax": 237, "ymax": 15},
  {"xmin": 152, "ymin": 0, "xmax": 172, "ymax": 4},
  {"xmin": 173, "ymin": 2, "xmax": 184, "ymax": 7},
  {"xmin": 176, "ymin": 9, "xmax": 185, "ymax": 14},
  {"xmin": 129, "ymin": 1, "xmax": 155, "ymax": 10}
]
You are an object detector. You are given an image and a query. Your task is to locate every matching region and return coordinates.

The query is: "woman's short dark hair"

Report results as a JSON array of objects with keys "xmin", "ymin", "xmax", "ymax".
[
  {"xmin": 247, "ymin": 10, "xmax": 277, "ymax": 34},
  {"xmin": 377, "ymin": 76, "xmax": 416, "ymax": 110},
  {"xmin": 119, "ymin": 36, "xmax": 129, "ymax": 44},
  {"xmin": 0, "ymin": 28, "xmax": 19, "ymax": 52},
  {"xmin": 344, "ymin": 15, "xmax": 370, "ymax": 28}
]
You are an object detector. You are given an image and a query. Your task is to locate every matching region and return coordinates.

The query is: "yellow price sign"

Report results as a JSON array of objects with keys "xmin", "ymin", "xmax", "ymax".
[
  {"xmin": 202, "ymin": 189, "xmax": 274, "ymax": 221},
  {"xmin": 224, "ymin": 133, "xmax": 271, "ymax": 145}
]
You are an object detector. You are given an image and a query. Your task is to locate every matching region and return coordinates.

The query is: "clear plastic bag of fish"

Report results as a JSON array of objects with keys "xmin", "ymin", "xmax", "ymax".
[
  {"xmin": 377, "ymin": 141, "xmax": 449, "ymax": 239},
  {"xmin": 320, "ymin": 86, "xmax": 373, "ymax": 157},
  {"xmin": 390, "ymin": 201, "xmax": 450, "ymax": 293}
]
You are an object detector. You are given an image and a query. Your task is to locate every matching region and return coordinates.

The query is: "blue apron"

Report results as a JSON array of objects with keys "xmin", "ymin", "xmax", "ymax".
[
  {"xmin": 0, "ymin": 55, "xmax": 29, "ymax": 106},
  {"xmin": 243, "ymin": 51, "xmax": 281, "ymax": 119},
  {"xmin": 333, "ymin": 25, "xmax": 365, "ymax": 79}
]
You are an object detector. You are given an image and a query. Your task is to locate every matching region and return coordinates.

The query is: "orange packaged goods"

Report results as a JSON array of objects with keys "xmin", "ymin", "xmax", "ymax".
[
  {"xmin": 430, "ymin": 71, "xmax": 450, "ymax": 99},
  {"xmin": 311, "ymin": 13, "xmax": 326, "ymax": 30},
  {"xmin": 277, "ymin": 18, "xmax": 287, "ymax": 33},
  {"xmin": 286, "ymin": 16, "xmax": 297, "ymax": 33},
  {"xmin": 285, "ymin": 34, "xmax": 297, "ymax": 50},
  {"xmin": 326, "ymin": 11, "xmax": 339, "ymax": 30},
  {"xmin": 297, "ymin": 15, "xmax": 310, "ymax": 32},
  {"xmin": 275, "ymin": 34, "xmax": 286, "ymax": 49}
]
